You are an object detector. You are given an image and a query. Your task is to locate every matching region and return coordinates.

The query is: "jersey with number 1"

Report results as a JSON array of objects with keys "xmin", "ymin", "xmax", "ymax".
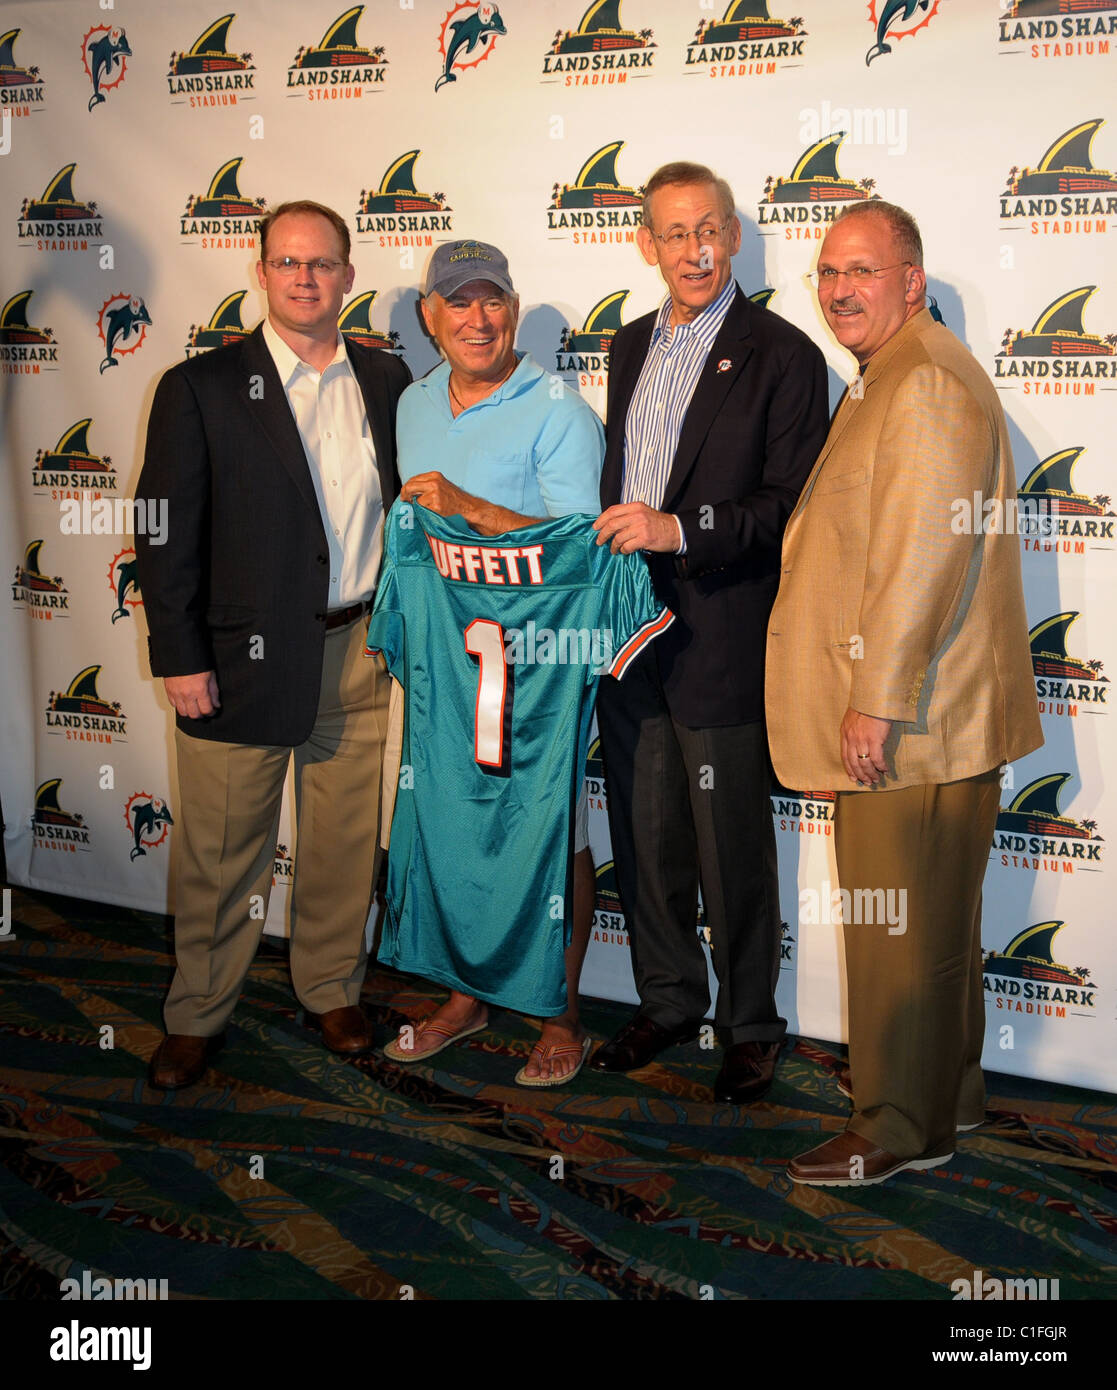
[{"xmin": 366, "ymin": 502, "xmax": 673, "ymax": 1017}]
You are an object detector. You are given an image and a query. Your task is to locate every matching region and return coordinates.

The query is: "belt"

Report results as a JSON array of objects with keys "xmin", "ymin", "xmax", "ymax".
[{"xmin": 323, "ymin": 599, "xmax": 371, "ymax": 631}]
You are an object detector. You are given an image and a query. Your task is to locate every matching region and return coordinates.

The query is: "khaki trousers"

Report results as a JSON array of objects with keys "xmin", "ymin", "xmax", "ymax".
[
  {"xmin": 834, "ymin": 768, "xmax": 1001, "ymax": 1158},
  {"xmin": 165, "ymin": 618, "xmax": 389, "ymax": 1034}
]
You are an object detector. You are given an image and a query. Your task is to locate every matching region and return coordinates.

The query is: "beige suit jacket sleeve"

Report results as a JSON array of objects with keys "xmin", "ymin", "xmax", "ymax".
[{"xmin": 850, "ymin": 364, "xmax": 994, "ymax": 724}]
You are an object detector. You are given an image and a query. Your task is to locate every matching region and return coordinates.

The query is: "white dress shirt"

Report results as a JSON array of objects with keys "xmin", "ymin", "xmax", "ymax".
[{"xmin": 262, "ymin": 317, "xmax": 383, "ymax": 608}]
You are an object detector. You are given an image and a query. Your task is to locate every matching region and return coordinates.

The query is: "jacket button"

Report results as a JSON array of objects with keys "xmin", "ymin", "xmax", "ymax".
[{"xmin": 316, "ymin": 554, "xmax": 327, "ymax": 565}]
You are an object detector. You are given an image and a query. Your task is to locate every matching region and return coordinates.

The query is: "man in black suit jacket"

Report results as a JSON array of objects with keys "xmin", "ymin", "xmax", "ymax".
[
  {"xmin": 136, "ymin": 201, "xmax": 410, "ymax": 1089},
  {"xmin": 591, "ymin": 162, "xmax": 828, "ymax": 1101}
]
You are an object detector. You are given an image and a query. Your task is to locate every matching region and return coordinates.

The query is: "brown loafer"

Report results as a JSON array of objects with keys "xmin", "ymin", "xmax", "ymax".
[
  {"xmin": 788, "ymin": 1129, "xmax": 953, "ymax": 1186},
  {"xmin": 148, "ymin": 1033, "xmax": 224, "ymax": 1091},
  {"xmin": 306, "ymin": 1004, "xmax": 373, "ymax": 1055}
]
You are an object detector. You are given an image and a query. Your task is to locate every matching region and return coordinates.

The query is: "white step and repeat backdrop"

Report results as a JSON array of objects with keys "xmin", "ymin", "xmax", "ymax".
[{"xmin": 2, "ymin": 0, "xmax": 1114, "ymax": 1090}]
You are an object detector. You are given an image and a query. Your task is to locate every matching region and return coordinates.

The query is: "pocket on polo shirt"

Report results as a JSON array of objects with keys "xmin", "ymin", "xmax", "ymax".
[{"xmin": 465, "ymin": 453, "xmax": 527, "ymax": 513}]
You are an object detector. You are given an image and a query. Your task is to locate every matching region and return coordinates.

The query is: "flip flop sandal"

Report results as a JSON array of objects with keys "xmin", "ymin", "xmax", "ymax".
[
  {"xmin": 514, "ymin": 1035, "xmax": 592, "ymax": 1088},
  {"xmin": 382, "ymin": 1014, "xmax": 488, "ymax": 1063}
]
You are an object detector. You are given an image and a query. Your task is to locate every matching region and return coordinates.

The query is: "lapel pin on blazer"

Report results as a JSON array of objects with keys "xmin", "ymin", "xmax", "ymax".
[{"xmin": 717, "ymin": 359, "xmax": 732, "ymax": 372}]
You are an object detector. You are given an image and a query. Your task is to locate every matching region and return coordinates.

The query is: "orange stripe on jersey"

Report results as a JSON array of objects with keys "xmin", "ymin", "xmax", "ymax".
[{"xmin": 609, "ymin": 607, "xmax": 675, "ymax": 680}]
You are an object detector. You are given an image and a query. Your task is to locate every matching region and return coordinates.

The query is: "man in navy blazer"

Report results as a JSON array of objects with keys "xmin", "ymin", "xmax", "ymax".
[
  {"xmin": 592, "ymin": 162, "xmax": 828, "ymax": 1100},
  {"xmin": 136, "ymin": 200, "xmax": 410, "ymax": 1088}
]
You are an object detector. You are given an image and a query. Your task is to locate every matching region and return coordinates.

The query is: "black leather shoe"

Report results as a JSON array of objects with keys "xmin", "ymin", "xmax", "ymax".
[
  {"xmin": 714, "ymin": 1040, "xmax": 781, "ymax": 1104},
  {"xmin": 589, "ymin": 1014, "xmax": 701, "ymax": 1072},
  {"xmin": 148, "ymin": 1033, "xmax": 224, "ymax": 1091}
]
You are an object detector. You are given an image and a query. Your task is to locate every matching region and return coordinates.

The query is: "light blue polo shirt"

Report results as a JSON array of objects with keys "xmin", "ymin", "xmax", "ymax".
[{"xmin": 397, "ymin": 353, "xmax": 604, "ymax": 518}]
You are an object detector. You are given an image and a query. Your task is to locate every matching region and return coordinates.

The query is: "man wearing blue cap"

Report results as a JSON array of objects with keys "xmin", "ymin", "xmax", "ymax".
[{"xmin": 382, "ymin": 240, "xmax": 604, "ymax": 1085}]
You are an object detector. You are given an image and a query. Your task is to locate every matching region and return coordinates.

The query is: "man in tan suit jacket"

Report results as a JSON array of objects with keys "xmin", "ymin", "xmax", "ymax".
[{"xmin": 766, "ymin": 201, "xmax": 1042, "ymax": 1186}]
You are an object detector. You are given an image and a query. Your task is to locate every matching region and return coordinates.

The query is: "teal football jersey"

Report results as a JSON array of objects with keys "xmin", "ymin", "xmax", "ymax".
[{"xmin": 366, "ymin": 502, "xmax": 673, "ymax": 1016}]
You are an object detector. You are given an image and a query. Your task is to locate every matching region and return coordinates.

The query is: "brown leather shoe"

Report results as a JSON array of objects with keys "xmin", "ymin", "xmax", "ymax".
[
  {"xmin": 148, "ymin": 1033, "xmax": 224, "ymax": 1091},
  {"xmin": 588, "ymin": 1013, "xmax": 701, "ymax": 1073},
  {"xmin": 306, "ymin": 1004, "xmax": 373, "ymax": 1055},
  {"xmin": 788, "ymin": 1129, "xmax": 953, "ymax": 1186},
  {"xmin": 714, "ymin": 1040, "xmax": 780, "ymax": 1104},
  {"xmin": 835, "ymin": 1066, "xmax": 984, "ymax": 1131}
]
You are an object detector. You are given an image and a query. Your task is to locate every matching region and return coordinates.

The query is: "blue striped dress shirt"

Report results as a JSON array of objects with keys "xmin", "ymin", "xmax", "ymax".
[{"xmin": 620, "ymin": 278, "xmax": 737, "ymax": 552}]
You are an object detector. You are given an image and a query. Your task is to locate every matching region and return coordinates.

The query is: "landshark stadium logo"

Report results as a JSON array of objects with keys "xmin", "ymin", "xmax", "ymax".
[
  {"xmin": 1018, "ymin": 446, "xmax": 1115, "ymax": 558},
  {"xmin": 1029, "ymin": 611, "xmax": 1108, "ymax": 718},
  {"xmin": 0, "ymin": 291, "xmax": 59, "ymax": 375},
  {"xmin": 169, "ymin": 12, "xmax": 256, "ymax": 109},
  {"xmin": 0, "ymin": 27, "xmax": 46, "ymax": 116},
  {"xmin": 186, "ymin": 290, "xmax": 252, "ymax": 356},
  {"xmin": 543, "ymin": 1, "xmax": 655, "ymax": 86},
  {"xmin": 684, "ymin": 2, "xmax": 807, "ymax": 79},
  {"xmin": 547, "ymin": 142, "xmax": 642, "ymax": 246},
  {"xmin": 32, "ymin": 419, "xmax": 117, "ymax": 500},
  {"xmin": 592, "ymin": 858, "xmax": 629, "ymax": 943},
  {"xmin": 96, "ymin": 294, "xmax": 152, "ymax": 375},
  {"xmin": 273, "ymin": 842, "xmax": 294, "ymax": 886},
  {"xmin": 287, "ymin": 5, "xmax": 388, "ymax": 102},
  {"xmin": 107, "ymin": 547, "xmax": 141, "ymax": 625},
  {"xmin": 355, "ymin": 150, "xmax": 453, "ymax": 247},
  {"xmin": 438, "ymin": 3, "xmax": 506, "ymax": 93},
  {"xmin": 864, "ymin": 0, "xmax": 940, "ymax": 66},
  {"xmin": 993, "ymin": 772, "xmax": 1104, "ymax": 874},
  {"xmin": 180, "ymin": 156, "xmax": 265, "ymax": 249},
  {"xmin": 11, "ymin": 539, "xmax": 69, "ymax": 620},
  {"xmin": 770, "ymin": 778, "xmax": 835, "ymax": 838},
  {"xmin": 995, "ymin": 284, "xmax": 1117, "ymax": 393},
  {"xmin": 758, "ymin": 131, "xmax": 881, "ymax": 242},
  {"xmin": 45, "ymin": 665, "xmax": 127, "ymax": 745},
  {"xmin": 779, "ymin": 920, "xmax": 795, "ymax": 968},
  {"xmin": 124, "ymin": 793, "xmax": 173, "ymax": 862},
  {"xmin": 33, "ymin": 780, "xmax": 91, "ymax": 855},
  {"xmin": 82, "ymin": 25, "xmax": 130, "ymax": 112},
  {"xmin": 983, "ymin": 921, "xmax": 1096, "ymax": 1017},
  {"xmin": 1000, "ymin": 118, "xmax": 1116, "ymax": 236},
  {"xmin": 339, "ymin": 292, "xmax": 401, "ymax": 351},
  {"xmin": 17, "ymin": 163, "xmax": 103, "ymax": 253},
  {"xmin": 556, "ymin": 290, "xmax": 628, "ymax": 387},
  {"xmin": 997, "ymin": 1, "xmax": 1116, "ymax": 61},
  {"xmin": 584, "ymin": 734, "xmax": 606, "ymax": 810}
]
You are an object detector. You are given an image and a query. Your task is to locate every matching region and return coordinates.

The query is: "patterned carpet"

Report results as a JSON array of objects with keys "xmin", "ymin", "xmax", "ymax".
[{"xmin": 1, "ymin": 885, "xmax": 1115, "ymax": 1303}]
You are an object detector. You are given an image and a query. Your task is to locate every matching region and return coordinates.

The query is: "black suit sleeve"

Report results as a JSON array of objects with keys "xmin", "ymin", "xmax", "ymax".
[
  {"xmin": 677, "ymin": 332, "xmax": 829, "ymax": 577},
  {"xmin": 136, "ymin": 365, "xmax": 215, "ymax": 678}
]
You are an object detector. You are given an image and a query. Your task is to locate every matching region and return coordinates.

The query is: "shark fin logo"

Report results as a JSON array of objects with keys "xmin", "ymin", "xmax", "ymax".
[
  {"xmin": 995, "ymin": 772, "xmax": 1103, "ymax": 872},
  {"xmin": 557, "ymin": 291, "xmax": 628, "ymax": 387},
  {"xmin": 547, "ymin": 142, "xmax": 642, "ymax": 243},
  {"xmin": 17, "ymin": 163, "xmax": 103, "ymax": 252},
  {"xmin": 32, "ymin": 418, "xmax": 116, "ymax": 496},
  {"xmin": 865, "ymin": 0, "xmax": 940, "ymax": 66},
  {"xmin": 356, "ymin": 151, "xmax": 454, "ymax": 243},
  {"xmin": 83, "ymin": 25, "xmax": 131, "ymax": 112},
  {"xmin": 287, "ymin": 6, "xmax": 388, "ymax": 98},
  {"xmin": 1019, "ymin": 446, "xmax": 1114, "ymax": 531},
  {"xmin": 169, "ymin": 12, "xmax": 256, "ymax": 105},
  {"xmin": 1001, "ymin": 119, "xmax": 1117, "ymax": 233},
  {"xmin": 1030, "ymin": 611, "xmax": 1108, "ymax": 717},
  {"xmin": 181, "ymin": 157, "xmax": 266, "ymax": 247},
  {"xmin": 983, "ymin": 921, "xmax": 1096, "ymax": 1015},
  {"xmin": 339, "ymin": 292, "xmax": 401, "ymax": 351},
  {"xmin": 1, "ymin": 291, "xmax": 60, "ymax": 374},
  {"xmin": 995, "ymin": 285, "xmax": 1117, "ymax": 391},
  {"xmin": 187, "ymin": 291, "xmax": 251, "ymax": 355},
  {"xmin": 46, "ymin": 665, "xmax": 127, "ymax": 743},
  {"xmin": 108, "ymin": 547, "xmax": 140, "ymax": 624},
  {"xmin": 437, "ymin": 3, "xmax": 506, "ymax": 93},
  {"xmin": 124, "ymin": 793, "xmax": 173, "ymax": 861},
  {"xmin": 33, "ymin": 779, "xmax": 91, "ymax": 851},
  {"xmin": 0, "ymin": 27, "xmax": 45, "ymax": 113},
  {"xmin": 12, "ymin": 538, "xmax": 69, "ymax": 617},
  {"xmin": 97, "ymin": 294, "xmax": 152, "ymax": 374}
]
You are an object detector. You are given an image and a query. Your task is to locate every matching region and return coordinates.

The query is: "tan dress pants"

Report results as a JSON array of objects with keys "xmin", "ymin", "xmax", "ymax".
[
  {"xmin": 164, "ymin": 618, "xmax": 389, "ymax": 1034},
  {"xmin": 834, "ymin": 767, "xmax": 1001, "ymax": 1158}
]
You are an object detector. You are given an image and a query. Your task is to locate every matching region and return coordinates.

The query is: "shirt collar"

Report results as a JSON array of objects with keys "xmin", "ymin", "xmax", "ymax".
[
  {"xmin": 651, "ymin": 277, "xmax": 737, "ymax": 350},
  {"xmin": 261, "ymin": 317, "xmax": 349, "ymax": 386}
]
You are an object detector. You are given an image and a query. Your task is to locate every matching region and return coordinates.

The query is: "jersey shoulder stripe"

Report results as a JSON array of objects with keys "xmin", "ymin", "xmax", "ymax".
[{"xmin": 609, "ymin": 607, "xmax": 675, "ymax": 680}]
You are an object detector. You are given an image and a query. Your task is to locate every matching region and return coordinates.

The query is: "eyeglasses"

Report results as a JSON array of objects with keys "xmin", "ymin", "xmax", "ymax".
[
  {"xmin": 263, "ymin": 257, "xmax": 345, "ymax": 276},
  {"xmin": 807, "ymin": 261, "xmax": 912, "ymax": 287},
  {"xmin": 650, "ymin": 221, "xmax": 732, "ymax": 251}
]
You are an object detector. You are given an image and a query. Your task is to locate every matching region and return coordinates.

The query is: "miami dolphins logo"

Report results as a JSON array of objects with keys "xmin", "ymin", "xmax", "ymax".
[
  {"xmin": 107, "ymin": 546, "xmax": 141, "ymax": 623},
  {"xmin": 97, "ymin": 293, "xmax": 152, "ymax": 374},
  {"xmin": 865, "ymin": 0, "xmax": 940, "ymax": 66},
  {"xmin": 436, "ymin": 3, "xmax": 506, "ymax": 93},
  {"xmin": 82, "ymin": 25, "xmax": 131, "ymax": 110},
  {"xmin": 124, "ymin": 793, "xmax": 173, "ymax": 861}
]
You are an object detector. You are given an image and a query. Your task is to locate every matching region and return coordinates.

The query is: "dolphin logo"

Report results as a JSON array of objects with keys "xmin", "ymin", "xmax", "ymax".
[
  {"xmin": 111, "ymin": 556, "xmax": 140, "ymax": 624},
  {"xmin": 87, "ymin": 26, "xmax": 131, "ymax": 111},
  {"xmin": 129, "ymin": 797, "xmax": 173, "ymax": 861},
  {"xmin": 436, "ymin": 3, "xmax": 506, "ymax": 93},
  {"xmin": 866, "ymin": 0, "xmax": 930, "ymax": 66},
  {"xmin": 99, "ymin": 295, "xmax": 152, "ymax": 374}
]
